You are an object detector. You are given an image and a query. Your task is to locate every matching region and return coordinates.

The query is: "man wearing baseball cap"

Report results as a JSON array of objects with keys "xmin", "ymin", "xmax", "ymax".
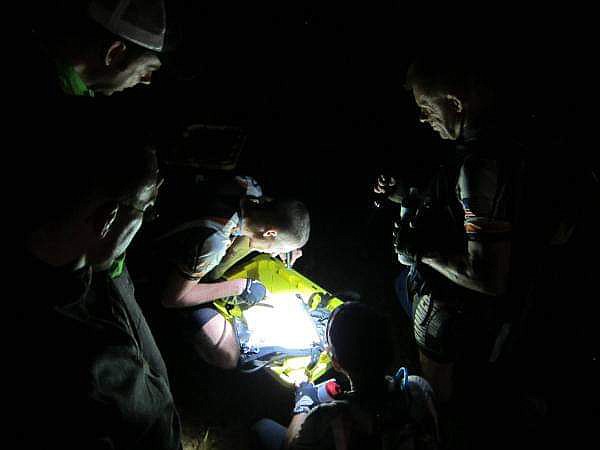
[{"xmin": 32, "ymin": 0, "xmax": 166, "ymax": 97}]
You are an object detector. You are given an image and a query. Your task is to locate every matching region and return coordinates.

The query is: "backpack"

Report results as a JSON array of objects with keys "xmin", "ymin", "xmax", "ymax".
[{"xmin": 329, "ymin": 373, "xmax": 441, "ymax": 450}]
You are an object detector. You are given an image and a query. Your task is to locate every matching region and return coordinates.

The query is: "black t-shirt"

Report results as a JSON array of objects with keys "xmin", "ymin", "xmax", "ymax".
[{"xmin": 18, "ymin": 255, "xmax": 182, "ymax": 449}]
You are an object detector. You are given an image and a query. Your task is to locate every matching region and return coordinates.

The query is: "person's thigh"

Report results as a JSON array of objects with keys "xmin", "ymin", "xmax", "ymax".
[
  {"xmin": 192, "ymin": 310, "xmax": 240, "ymax": 369},
  {"xmin": 252, "ymin": 418, "xmax": 287, "ymax": 450}
]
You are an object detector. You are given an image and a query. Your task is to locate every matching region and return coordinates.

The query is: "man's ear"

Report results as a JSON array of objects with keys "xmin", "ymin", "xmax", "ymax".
[
  {"xmin": 262, "ymin": 229, "xmax": 278, "ymax": 238},
  {"xmin": 104, "ymin": 41, "xmax": 127, "ymax": 67},
  {"xmin": 92, "ymin": 202, "xmax": 119, "ymax": 238},
  {"xmin": 446, "ymin": 94, "xmax": 464, "ymax": 113}
]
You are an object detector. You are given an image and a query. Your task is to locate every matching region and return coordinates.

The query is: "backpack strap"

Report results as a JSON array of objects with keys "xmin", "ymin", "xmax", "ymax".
[{"xmin": 237, "ymin": 346, "xmax": 322, "ymax": 373}]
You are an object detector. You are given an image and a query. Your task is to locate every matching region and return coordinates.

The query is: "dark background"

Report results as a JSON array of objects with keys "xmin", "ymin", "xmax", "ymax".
[
  {"xmin": 124, "ymin": 2, "xmax": 595, "ymax": 448},
  {"xmin": 129, "ymin": 1, "xmax": 590, "ymax": 303},
  {"xmin": 33, "ymin": 1, "xmax": 596, "ymax": 448},
  {"xmin": 130, "ymin": 1, "xmax": 590, "ymax": 207}
]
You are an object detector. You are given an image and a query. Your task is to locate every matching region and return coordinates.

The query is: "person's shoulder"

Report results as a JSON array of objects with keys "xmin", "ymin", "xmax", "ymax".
[
  {"xmin": 291, "ymin": 400, "xmax": 352, "ymax": 450},
  {"xmin": 166, "ymin": 224, "xmax": 221, "ymax": 255},
  {"xmin": 310, "ymin": 399, "xmax": 352, "ymax": 416},
  {"xmin": 303, "ymin": 399, "xmax": 352, "ymax": 428}
]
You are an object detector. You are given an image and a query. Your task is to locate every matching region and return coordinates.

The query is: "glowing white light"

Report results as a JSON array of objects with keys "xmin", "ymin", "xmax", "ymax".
[{"xmin": 242, "ymin": 292, "xmax": 321, "ymax": 350}]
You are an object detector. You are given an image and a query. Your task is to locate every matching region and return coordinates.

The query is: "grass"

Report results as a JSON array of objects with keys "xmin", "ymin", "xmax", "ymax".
[
  {"xmin": 182, "ymin": 428, "xmax": 225, "ymax": 450},
  {"xmin": 181, "ymin": 428, "xmax": 215, "ymax": 450}
]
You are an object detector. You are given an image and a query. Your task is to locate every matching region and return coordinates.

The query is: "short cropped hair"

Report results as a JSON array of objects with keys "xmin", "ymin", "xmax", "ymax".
[
  {"xmin": 247, "ymin": 198, "xmax": 310, "ymax": 249},
  {"xmin": 405, "ymin": 55, "xmax": 495, "ymax": 99}
]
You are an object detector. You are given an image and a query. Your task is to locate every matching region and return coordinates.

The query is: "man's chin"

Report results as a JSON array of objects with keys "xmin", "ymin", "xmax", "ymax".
[{"xmin": 398, "ymin": 255, "xmax": 414, "ymax": 266}]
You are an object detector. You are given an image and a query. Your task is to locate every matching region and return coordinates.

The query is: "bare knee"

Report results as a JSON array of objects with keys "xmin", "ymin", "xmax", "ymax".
[
  {"xmin": 193, "ymin": 316, "xmax": 240, "ymax": 370},
  {"xmin": 197, "ymin": 342, "xmax": 239, "ymax": 370}
]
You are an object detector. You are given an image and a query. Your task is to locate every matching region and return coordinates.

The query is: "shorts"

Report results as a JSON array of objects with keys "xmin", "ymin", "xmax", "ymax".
[
  {"xmin": 180, "ymin": 305, "xmax": 221, "ymax": 338},
  {"xmin": 413, "ymin": 293, "xmax": 464, "ymax": 363},
  {"xmin": 398, "ymin": 267, "xmax": 497, "ymax": 364}
]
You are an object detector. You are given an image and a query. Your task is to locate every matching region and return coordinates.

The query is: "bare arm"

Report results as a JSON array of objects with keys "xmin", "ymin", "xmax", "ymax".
[
  {"xmin": 421, "ymin": 238, "xmax": 511, "ymax": 296},
  {"xmin": 283, "ymin": 413, "xmax": 308, "ymax": 450},
  {"xmin": 423, "ymin": 155, "xmax": 514, "ymax": 296},
  {"xmin": 160, "ymin": 270, "xmax": 247, "ymax": 308}
]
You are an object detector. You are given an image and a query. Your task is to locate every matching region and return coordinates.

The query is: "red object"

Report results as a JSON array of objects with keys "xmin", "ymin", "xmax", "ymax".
[{"xmin": 325, "ymin": 380, "xmax": 342, "ymax": 398}]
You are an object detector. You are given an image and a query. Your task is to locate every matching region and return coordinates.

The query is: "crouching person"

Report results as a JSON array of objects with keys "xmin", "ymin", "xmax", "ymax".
[
  {"xmin": 153, "ymin": 175, "xmax": 310, "ymax": 369},
  {"xmin": 253, "ymin": 302, "xmax": 441, "ymax": 450}
]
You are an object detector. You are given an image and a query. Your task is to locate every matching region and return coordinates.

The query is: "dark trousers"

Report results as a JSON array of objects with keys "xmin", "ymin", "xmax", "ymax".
[{"xmin": 252, "ymin": 418, "xmax": 287, "ymax": 450}]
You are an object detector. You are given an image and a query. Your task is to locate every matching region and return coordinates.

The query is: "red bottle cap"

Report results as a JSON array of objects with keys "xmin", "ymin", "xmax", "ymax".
[{"xmin": 325, "ymin": 380, "xmax": 342, "ymax": 398}]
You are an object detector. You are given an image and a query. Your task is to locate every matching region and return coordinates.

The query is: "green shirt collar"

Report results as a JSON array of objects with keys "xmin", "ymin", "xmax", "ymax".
[
  {"xmin": 55, "ymin": 59, "xmax": 95, "ymax": 97},
  {"xmin": 109, "ymin": 254, "xmax": 126, "ymax": 279}
]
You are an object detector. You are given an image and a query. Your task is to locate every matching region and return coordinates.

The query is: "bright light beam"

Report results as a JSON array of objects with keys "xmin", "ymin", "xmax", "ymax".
[{"xmin": 242, "ymin": 292, "xmax": 321, "ymax": 350}]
